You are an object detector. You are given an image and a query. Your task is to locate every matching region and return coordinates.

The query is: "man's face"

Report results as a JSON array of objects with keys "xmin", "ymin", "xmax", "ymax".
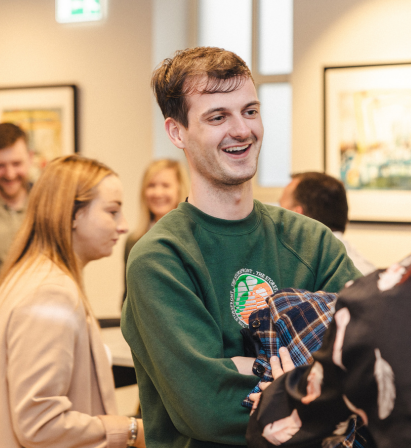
[
  {"xmin": 279, "ymin": 178, "xmax": 301, "ymax": 211},
  {"xmin": 177, "ymin": 78, "xmax": 264, "ymax": 188},
  {"xmin": 0, "ymin": 138, "xmax": 31, "ymax": 201}
]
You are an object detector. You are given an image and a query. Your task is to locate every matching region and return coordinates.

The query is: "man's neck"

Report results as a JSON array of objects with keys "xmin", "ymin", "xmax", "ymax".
[
  {"xmin": 0, "ymin": 189, "xmax": 28, "ymax": 211},
  {"xmin": 187, "ymin": 177, "xmax": 254, "ymax": 220}
]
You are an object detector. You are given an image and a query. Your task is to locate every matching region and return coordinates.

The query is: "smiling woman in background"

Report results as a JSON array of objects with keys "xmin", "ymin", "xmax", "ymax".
[
  {"xmin": 123, "ymin": 159, "xmax": 189, "ymax": 303},
  {"xmin": 0, "ymin": 155, "xmax": 144, "ymax": 448}
]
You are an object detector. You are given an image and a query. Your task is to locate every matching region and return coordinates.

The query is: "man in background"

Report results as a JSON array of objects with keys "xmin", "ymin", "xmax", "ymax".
[
  {"xmin": 0, "ymin": 123, "xmax": 32, "ymax": 270},
  {"xmin": 280, "ymin": 171, "xmax": 375, "ymax": 275}
]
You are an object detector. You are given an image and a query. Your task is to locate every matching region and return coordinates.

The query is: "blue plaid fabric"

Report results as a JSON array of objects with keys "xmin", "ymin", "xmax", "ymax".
[
  {"xmin": 242, "ymin": 288, "xmax": 336, "ymax": 406},
  {"xmin": 242, "ymin": 288, "xmax": 368, "ymax": 448},
  {"xmin": 321, "ymin": 415, "xmax": 369, "ymax": 448}
]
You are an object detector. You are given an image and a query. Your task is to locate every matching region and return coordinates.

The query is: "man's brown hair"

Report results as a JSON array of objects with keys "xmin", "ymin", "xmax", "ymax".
[
  {"xmin": 151, "ymin": 47, "xmax": 253, "ymax": 128},
  {"xmin": 0, "ymin": 123, "xmax": 27, "ymax": 150},
  {"xmin": 291, "ymin": 172, "xmax": 348, "ymax": 232}
]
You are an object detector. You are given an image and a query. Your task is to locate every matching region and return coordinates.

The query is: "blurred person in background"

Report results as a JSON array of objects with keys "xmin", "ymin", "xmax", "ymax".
[
  {"xmin": 0, "ymin": 123, "xmax": 32, "ymax": 271},
  {"xmin": 280, "ymin": 171, "xmax": 375, "ymax": 275},
  {"xmin": 122, "ymin": 159, "xmax": 189, "ymax": 303},
  {"xmin": 0, "ymin": 155, "xmax": 145, "ymax": 448}
]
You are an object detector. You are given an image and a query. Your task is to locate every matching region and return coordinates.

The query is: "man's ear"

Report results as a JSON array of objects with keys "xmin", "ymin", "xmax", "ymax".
[
  {"xmin": 293, "ymin": 204, "xmax": 304, "ymax": 215},
  {"xmin": 165, "ymin": 117, "xmax": 186, "ymax": 150}
]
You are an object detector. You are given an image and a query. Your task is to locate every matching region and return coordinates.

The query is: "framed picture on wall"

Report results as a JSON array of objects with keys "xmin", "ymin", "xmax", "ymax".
[
  {"xmin": 324, "ymin": 62, "xmax": 411, "ymax": 223},
  {"xmin": 0, "ymin": 84, "xmax": 78, "ymax": 180}
]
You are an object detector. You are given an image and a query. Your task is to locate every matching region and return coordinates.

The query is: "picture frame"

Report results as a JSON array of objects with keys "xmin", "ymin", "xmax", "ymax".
[
  {"xmin": 0, "ymin": 84, "xmax": 78, "ymax": 180},
  {"xmin": 324, "ymin": 62, "xmax": 411, "ymax": 223}
]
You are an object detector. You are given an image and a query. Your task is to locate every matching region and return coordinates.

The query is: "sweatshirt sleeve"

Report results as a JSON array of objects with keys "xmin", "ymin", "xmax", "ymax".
[
  {"xmin": 122, "ymin": 240, "xmax": 259, "ymax": 445},
  {"xmin": 312, "ymin": 227, "xmax": 363, "ymax": 292},
  {"xmin": 274, "ymin": 208, "xmax": 363, "ymax": 293},
  {"xmin": 7, "ymin": 282, "xmax": 129, "ymax": 448}
]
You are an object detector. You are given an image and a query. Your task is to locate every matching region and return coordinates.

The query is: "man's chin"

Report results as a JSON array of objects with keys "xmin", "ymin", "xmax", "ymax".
[
  {"xmin": 216, "ymin": 168, "xmax": 257, "ymax": 187},
  {"xmin": 0, "ymin": 184, "xmax": 24, "ymax": 201}
]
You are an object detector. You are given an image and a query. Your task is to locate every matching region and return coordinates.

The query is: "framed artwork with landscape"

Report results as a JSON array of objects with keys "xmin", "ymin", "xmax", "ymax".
[
  {"xmin": 324, "ymin": 62, "xmax": 411, "ymax": 223},
  {"xmin": 0, "ymin": 84, "xmax": 78, "ymax": 180}
]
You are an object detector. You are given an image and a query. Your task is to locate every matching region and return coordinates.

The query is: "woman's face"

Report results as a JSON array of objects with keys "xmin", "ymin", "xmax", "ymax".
[
  {"xmin": 72, "ymin": 175, "xmax": 128, "ymax": 267},
  {"xmin": 145, "ymin": 168, "xmax": 180, "ymax": 222}
]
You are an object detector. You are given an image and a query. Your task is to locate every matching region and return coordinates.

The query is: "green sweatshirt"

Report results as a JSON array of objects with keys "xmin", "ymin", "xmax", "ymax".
[{"xmin": 121, "ymin": 200, "xmax": 361, "ymax": 448}]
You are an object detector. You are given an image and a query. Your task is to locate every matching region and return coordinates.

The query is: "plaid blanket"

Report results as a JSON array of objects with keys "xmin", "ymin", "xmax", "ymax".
[{"xmin": 242, "ymin": 288, "xmax": 369, "ymax": 448}]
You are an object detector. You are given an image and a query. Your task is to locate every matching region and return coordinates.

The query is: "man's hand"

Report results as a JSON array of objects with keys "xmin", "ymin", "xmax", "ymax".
[{"xmin": 249, "ymin": 347, "xmax": 295, "ymax": 415}]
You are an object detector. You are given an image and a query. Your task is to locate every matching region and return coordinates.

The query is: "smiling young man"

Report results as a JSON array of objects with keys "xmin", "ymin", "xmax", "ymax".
[
  {"xmin": 121, "ymin": 47, "xmax": 361, "ymax": 448},
  {"xmin": 0, "ymin": 123, "xmax": 32, "ymax": 270}
]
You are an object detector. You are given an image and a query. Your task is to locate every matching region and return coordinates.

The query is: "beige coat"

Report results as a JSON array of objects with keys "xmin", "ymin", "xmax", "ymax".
[{"xmin": 0, "ymin": 258, "xmax": 129, "ymax": 448}]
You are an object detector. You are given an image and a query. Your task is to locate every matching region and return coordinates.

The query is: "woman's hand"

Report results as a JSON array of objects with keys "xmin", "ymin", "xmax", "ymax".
[
  {"xmin": 271, "ymin": 347, "xmax": 295, "ymax": 380},
  {"xmin": 135, "ymin": 419, "xmax": 145, "ymax": 448}
]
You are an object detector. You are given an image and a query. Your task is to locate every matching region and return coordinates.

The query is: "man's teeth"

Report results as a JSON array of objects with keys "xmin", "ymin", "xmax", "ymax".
[{"xmin": 224, "ymin": 145, "xmax": 249, "ymax": 152}]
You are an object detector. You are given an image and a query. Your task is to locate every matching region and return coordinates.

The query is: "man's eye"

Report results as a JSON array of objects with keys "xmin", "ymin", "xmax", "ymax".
[
  {"xmin": 210, "ymin": 115, "xmax": 225, "ymax": 122},
  {"xmin": 245, "ymin": 109, "xmax": 257, "ymax": 117}
]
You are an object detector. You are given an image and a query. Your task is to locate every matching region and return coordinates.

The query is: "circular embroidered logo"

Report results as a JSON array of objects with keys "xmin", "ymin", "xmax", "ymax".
[{"xmin": 230, "ymin": 269, "xmax": 277, "ymax": 327}]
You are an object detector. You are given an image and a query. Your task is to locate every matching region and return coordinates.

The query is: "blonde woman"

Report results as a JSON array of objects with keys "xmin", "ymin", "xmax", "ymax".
[
  {"xmin": 0, "ymin": 155, "xmax": 144, "ymax": 448},
  {"xmin": 123, "ymin": 159, "xmax": 189, "ymax": 302}
]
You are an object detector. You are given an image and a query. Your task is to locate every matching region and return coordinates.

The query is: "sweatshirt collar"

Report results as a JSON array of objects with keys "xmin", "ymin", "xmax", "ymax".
[{"xmin": 178, "ymin": 200, "xmax": 262, "ymax": 235}]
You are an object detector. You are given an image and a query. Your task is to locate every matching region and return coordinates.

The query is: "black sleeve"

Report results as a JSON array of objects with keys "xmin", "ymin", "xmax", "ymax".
[{"xmin": 246, "ymin": 320, "xmax": 353, "ymax": 448}]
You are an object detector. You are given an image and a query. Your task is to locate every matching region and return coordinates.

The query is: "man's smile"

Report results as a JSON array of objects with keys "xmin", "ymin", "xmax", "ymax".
[{"xmin": 222, "ymin": 144, "xmax": 250, "ymax": 155}]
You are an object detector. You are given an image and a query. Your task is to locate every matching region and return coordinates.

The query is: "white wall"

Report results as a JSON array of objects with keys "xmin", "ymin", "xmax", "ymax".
[
  {"xmin": 293, "ymin": 0, "xmax": 411, "ymax": 268},
  {"xmin": 0, "ymin": 0, "xmax": 153, "ymax": 317},
  {"xmin": 152, "ymin": 0, "xmax": 191, "ymax": 162},
  {"xmin": 3, "ymin": 0, "xmax": 411, "ymax": 318}
]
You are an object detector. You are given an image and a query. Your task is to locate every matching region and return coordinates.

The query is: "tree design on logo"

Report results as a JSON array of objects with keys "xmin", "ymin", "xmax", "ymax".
[{"xmin": 233, "ymin": 274, "xmax": 273, "ymax": 325}]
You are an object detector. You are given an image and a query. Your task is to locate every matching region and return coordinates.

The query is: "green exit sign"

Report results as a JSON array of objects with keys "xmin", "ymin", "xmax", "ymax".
[{"xmin": 56, "ymin": 0, "xmax": 105, "ymax": 23}]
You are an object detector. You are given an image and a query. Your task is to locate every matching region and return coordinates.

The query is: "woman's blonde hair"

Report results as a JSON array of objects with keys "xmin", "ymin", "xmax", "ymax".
[
  {"xmin": 132, "ymin": 159, "xmax": 189, "ymax": 241},
  {"xmin": 0, "ymin": 155, "xmax": 115, "ymax": 315}
]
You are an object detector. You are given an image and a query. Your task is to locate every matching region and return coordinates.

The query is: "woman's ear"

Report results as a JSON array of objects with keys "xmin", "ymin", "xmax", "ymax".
[
  {"xmin": 72, "ymin": 207, "xmax": 87, "ymax": 229},
  {"xmin": 165, "ymin": 118, "xmax": 186, "ymax": 150},
  {"xmin": 72, "ymin": 209, "xmax": 81, "ymax": 230}
]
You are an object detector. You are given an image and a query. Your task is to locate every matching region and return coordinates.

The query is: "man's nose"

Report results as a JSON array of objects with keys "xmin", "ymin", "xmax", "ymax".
[
  {"xmin": 4, "ymin": 165, "xmax": 17, "ymax": 180},
  {"xmin": 229, "ymin": 115, "xmax": 252, "ymax": 140}
]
